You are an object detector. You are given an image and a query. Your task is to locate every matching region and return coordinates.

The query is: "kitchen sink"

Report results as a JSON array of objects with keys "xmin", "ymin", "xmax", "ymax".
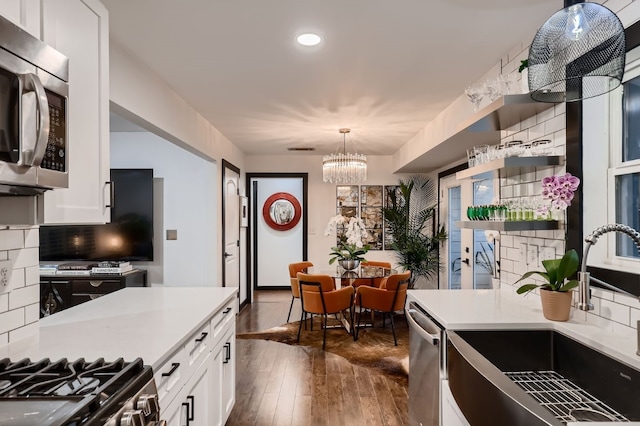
[{"xmin": 446, "ymin": 329, "xmax": 640, "ymax": 425}]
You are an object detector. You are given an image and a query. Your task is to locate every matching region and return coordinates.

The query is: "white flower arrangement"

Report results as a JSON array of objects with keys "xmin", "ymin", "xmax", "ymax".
[
  {"xmin": 324, "ymin": 214, "xmax": 369, "ymax": 248},
  {"xmin": 324, "ymin": 214, "xmax": 370, "ymax": 263}
]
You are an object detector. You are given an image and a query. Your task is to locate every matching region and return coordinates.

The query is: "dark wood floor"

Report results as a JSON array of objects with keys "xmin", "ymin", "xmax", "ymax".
[{"xmin": 228, "ymin": 290, "xmax": 408, "ymax": 426}]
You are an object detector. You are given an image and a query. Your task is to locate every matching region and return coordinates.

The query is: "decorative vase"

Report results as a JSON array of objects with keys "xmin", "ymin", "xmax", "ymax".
[
  {"xmin": 540, "ymin": 289, "xmax": 573, "ymax": 321},
  {"xmin": 338, "ymin": 259, "xmax": 360, "ymax": 271}
]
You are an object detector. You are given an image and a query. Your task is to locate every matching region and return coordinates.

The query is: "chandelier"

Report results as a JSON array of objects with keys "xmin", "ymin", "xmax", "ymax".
[{"xmin": 322, "ymin": 128, "xmax": 367, "ymax": 183}]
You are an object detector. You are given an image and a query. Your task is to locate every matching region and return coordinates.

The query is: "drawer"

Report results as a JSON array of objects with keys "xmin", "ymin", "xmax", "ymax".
[
  {"xmin": 184, "ymin": 321, "xmax": 212, "ymax": 376},
  {"xmin": 71, "ymin": 293, "xmax": 107, "ymax": 307},
  {"xmin": 154, "ymin": 347, "xmax": 187, "ymax": 408},
  {"xmin": 71, "ymin": 279, "xmax": 122, "ymax": 294},
  {"xmin": 212, "ymin": 298, "xmax": 235, "ymax": 341}
]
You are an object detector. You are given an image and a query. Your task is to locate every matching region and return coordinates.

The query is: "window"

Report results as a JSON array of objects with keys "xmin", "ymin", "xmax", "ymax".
[{"xmin": 612, "ymin": 52, "xmax": 640, "ymax": 260}]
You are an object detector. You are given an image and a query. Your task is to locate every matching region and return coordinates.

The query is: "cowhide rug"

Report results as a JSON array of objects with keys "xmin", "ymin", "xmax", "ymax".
[{"xmin": 237, "ymin": 313, "xmax": 409, "ymax": 386}]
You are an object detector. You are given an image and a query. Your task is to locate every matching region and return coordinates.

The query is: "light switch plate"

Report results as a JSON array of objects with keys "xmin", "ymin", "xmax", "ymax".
[
  {"xmin": 0, "ymin": 259, "xmax": 13, "ymax": 292},
  {"xmin": 528, "ymin": 245, "xmax": 538, "ymax": 266},
  {"xmin": 166, "ymin": 229, "xmax": 178, "ymax": 240},
  {"xmin": 519, "ymin": 243, "xmax": 528, "ymax": 265}
]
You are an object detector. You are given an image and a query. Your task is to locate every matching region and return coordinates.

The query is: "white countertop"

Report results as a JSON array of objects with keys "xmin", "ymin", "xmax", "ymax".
[
  {"xmin": 407, "ymin": 287, "xmax": 640, "ymax": 371},
  {"xmin": 0, "ymin": 287, "xmax": 237, "ymax": 370}
]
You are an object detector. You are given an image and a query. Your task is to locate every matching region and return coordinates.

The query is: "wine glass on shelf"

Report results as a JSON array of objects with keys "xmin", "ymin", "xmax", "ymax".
[
  {"xmin": 483, "ymin": 79, "xmax": 501, "ymax": 102},
  {"xmin": 465, "ymin": 84, "xmax": 484, "ymax": 111}
]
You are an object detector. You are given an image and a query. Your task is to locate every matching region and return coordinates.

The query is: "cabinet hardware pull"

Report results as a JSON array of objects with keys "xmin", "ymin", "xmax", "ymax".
[
  {"xmin": 223, "ymin": 307, "xmax": 232, "ymax": 314},
  {"xmin": 186, "ymin": 395, "xmax": 195, "ymax": 421},
  {"xmin": 105, "ymin": 181, "xmax": 115, "ymax": 208},
  {"xmin": 195, "ymin": 331, "xmax": 208, "ymax": 343},
  {"xmin": 182, "ymin": 402, "xmax": 190, "ymax": 426},
  {"xmin": 89, "ymin": 280, "xmax": 103, "ymax": 287},
  {"xmin": 161, "ymin": 362, "xmax": 180, "ymax": 377},
  {"xmin": 224, "ymin": 342, "xmax": 231, "ymax": 363}
]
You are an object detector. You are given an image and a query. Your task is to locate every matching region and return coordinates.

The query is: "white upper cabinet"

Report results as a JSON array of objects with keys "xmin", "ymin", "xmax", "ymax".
[
  {"xmin": 41, "ymin": 0, "xmax": 110, "ymax": 224},
  {"xmin": 0, "ymin": 0, "xmax": 41, "ymax": 38}
]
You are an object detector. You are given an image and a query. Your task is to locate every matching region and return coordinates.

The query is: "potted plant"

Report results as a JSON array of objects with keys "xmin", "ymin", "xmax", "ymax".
[
  {"xmin": 383, "ymin": 175, "xmax": 447, "ymax": 288},
  {"xmin": 325, "ymin": 215, "xmax": 370, "ymax": 270},
  {"xmin": 519, "ymin": 59, "xmax": 529, "ymax": 94},
  {"xmin": 514, "ymin": 249, "xmax": 579, "ymax": 321}
]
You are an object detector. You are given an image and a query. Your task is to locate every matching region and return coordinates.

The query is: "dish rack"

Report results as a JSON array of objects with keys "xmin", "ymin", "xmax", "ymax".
[{"xmin": 504, "ymin": 370, "xmax": 629, "ymax": 423}]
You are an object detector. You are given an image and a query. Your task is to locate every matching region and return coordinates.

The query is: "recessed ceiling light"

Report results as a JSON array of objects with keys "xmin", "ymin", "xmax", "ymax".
[{"xmin": 296, "ymin": 33, "xmax": 321, "ymax": 47}]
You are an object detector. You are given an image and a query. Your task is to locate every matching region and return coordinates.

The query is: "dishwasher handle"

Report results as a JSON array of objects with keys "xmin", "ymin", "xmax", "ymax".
[{"xmin": 406, "ymin": 307, "xmax": 441, "ymax": 346}]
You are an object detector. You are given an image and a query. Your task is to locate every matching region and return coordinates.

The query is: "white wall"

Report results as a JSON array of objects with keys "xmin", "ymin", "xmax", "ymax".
[
  {"xmin": 109, "ymin": 40, "xmax": 246, "ymax": 288},
  {"xmin": 111, "ymin": 132, "xmax": 217, "ymax": 287}
]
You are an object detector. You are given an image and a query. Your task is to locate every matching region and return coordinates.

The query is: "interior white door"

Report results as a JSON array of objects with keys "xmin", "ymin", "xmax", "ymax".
[
  {"xmin": 253, "ymin": 177, "xmax": 304, "ymax": 288},
  {"xmin": 223, "ymin": 165, "xmax": 240, "ymax": 304}
]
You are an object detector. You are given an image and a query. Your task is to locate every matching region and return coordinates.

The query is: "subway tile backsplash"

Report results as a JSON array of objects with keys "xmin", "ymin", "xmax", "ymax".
[
  {"xmin": 0, "ymin": 226, "xmax": 40, "ymax": 343},
  {"xmin": 497, "ymin": 41, "xmax": 640, "ymax": 332}
]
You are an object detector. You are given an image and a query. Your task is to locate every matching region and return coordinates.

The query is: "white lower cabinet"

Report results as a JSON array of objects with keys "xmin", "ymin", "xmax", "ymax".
[
  {"xmin": 163, "ymin": 394, "xmax": 184, "ymax": 426},
  {"xmin": 441, "ymin": 379, "xmax": 470, "ymax": 426},
  {"xmin": 168, "ymin": 352, "xmax": 213, "ymax": 426},
  {"xmin": 211, "ymin": 327, "xmax": 236, "ymax": 426},
  {"xmin": 159, "ymin": 302, "xmax": 236, "ymax": 425}
]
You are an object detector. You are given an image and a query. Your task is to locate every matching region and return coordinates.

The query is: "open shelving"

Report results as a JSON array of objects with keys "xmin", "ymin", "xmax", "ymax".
[
  {"xmin": 455, "ymin": 220, "xmax": 560, "ymax": 231},
  {"xmin": 456, "ymin": 155, "xmax": 563, "ymax": 180}
]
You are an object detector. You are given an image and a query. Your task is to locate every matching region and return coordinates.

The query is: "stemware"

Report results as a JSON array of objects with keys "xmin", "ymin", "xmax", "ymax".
[
  {"xmin": 465, "ymin": 84, "xmax": 484, "ymax": 111},
  {"xmin": 483, "ymin": 79, "xmax": 501, "ymax": 102}
]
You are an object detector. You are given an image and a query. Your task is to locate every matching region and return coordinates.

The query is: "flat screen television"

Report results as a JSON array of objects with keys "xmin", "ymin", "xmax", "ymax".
[{"xmin": 39, "ymin": 169, "xmax": 154, "ymax": 262}]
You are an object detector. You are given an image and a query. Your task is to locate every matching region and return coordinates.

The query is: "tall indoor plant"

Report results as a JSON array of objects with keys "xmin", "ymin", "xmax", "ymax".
[{"xmin": 383, "ymin": 176, "xmax": 447, "ymax": 289}]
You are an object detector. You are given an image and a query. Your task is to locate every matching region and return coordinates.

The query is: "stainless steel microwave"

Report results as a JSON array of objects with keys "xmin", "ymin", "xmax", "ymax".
[{"xmin": 0, "ymin": 14, "xmax": 69, "ymax": 195}]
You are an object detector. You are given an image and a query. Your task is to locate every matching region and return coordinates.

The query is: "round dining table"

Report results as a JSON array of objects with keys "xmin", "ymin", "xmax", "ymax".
[{"xmin": 317, "ymin": 265, "xmax": 396, "ymax": 287}]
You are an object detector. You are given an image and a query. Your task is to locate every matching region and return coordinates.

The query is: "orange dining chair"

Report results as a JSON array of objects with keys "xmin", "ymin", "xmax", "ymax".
[
  {"xmin": 297, "ymin": 272, "xmax": 355, "ymax": 350},
  {"xmin": 350, "ymin": 260, "xmax": 392, "ymax": 288},
  {"xmin": 354, "ymin": 270, "xmax": 411, "ymax": 345},
  {"xmin": 287, "ymin": 261, "xmax": 313, "ymax": 322}
]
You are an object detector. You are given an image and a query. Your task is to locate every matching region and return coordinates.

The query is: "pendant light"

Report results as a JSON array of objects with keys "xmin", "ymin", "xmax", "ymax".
[
  {"xmin": 322, "ymin": 128, "xmax": 367, "ymax": 183},
  {"xmin": 528, "ymin": 1, "xmax": 625, "ymax": 102}
]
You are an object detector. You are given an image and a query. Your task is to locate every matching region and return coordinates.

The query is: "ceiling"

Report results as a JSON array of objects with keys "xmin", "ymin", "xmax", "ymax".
[{"xmin": 103, "ymin": 0, "xmax": 561, "ymax": 157}]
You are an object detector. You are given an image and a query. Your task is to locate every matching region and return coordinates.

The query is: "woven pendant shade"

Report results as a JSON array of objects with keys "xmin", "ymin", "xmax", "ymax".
[{"xmin": 528, "ymin": 2, "xmax": 625, "ymax": 103}]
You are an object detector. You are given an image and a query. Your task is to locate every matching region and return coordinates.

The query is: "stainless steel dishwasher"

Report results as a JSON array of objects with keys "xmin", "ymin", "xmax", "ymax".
[{"xmin": 407, "ymin": 301, "xmax": 445, "ymax": 426}]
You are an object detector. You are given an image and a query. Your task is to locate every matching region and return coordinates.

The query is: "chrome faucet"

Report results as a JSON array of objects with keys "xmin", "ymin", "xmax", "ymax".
[{"xmin": 578, "ymin": 224, "xmax": 640, "ymax": 311}]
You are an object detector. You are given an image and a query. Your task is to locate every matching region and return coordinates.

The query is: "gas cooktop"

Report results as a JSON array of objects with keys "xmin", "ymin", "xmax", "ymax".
[{"xmin": 0, "ymin": 357, "xmax": 155, "ymax": 425}]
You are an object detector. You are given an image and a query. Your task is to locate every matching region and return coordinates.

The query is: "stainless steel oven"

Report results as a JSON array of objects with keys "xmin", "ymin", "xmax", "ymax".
[{"xmin": 0, "ymin": 14, "xmax": 69, "ymax": 194}]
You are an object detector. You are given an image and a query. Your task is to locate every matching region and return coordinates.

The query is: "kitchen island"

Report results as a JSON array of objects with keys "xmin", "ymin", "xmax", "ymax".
[{"xmin": 0, "ymin": 287, "xmax": 238, "ymax": 425}]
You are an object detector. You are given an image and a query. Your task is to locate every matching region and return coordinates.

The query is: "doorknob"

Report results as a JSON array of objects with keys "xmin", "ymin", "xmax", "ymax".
[
  {"xmin": 462, "ymin": 258, "xmax": 470, "ymax": 265},
  {"xmin": 224, "ymin": 252, "xmax": 232, "ymax": 258}
]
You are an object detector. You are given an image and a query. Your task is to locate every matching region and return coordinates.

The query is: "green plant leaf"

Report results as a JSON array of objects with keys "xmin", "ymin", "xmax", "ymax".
[
  {"xmin": 514, "ymin": 270, "xmax": 549, "ymax": 284},
  {"xmin": 558, "ymin": 279, "xmax": 579, "ymax": 292},
  {"xmin": 516, "ymin": 283, "xmax": 540, "ymax": 294},
  {"xmin": 518, "ymin": 59, "xmax": 528, "ymax": 72},
  {"xmin": 556, "ymin": 249, "xmax": 579, "ymax": 283},
  {"xmin": 542, "ymin": 258, "xmax": 561, "ymax": 286}
]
